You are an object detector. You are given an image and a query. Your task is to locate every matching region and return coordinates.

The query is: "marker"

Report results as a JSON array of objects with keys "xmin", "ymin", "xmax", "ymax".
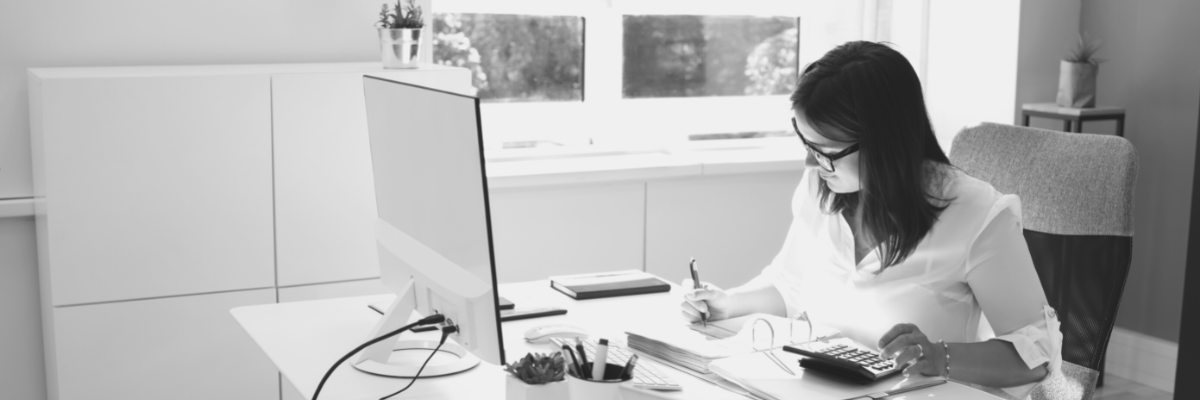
[
  {"xmin": 575, "ymin": 338, "xmax": 590, "ymax": 378},
  {"xmin": 620, "ymin": 354, "xmax": 639, "ymax": 380},
  {"xmin": 690, "ymin": 258, "xmax": 708, "ymax": 327},
  {"xmin": 561, "ymin": 345, "xmax": 582, "ymax": 377},
  {"xmin": 592, "ymin": 338, "xmax": 610, "ymax": 381}
]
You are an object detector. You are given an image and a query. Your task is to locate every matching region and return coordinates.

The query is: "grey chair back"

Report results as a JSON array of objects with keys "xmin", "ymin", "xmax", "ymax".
[{"xmin": 949, "ymin": 122, "xmax": 1138, "ymax": 400}]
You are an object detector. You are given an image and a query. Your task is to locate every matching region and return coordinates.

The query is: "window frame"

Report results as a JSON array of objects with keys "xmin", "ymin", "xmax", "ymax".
[{"xmin": 436, "ymin": 0, "xmax": 906, "ymax": 153}]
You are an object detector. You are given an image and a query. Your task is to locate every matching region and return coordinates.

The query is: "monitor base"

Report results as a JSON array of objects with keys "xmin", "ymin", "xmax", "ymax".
[{"xmin": 353, "ymin": 340, "xmax": 480, "ymax": 378}]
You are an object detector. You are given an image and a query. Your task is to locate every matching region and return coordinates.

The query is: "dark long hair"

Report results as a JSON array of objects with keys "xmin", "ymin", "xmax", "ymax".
[{"xmin": 791, "ymin": 41, "xmax": 951, "ymax": 270}]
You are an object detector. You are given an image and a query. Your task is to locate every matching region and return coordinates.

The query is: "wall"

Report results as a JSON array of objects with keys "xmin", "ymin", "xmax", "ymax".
[
  {"xmin": 0, "ymin": 1, "xmax": 428, "ymax": 399},
  {"xmin": 1080, "ymin": 0, "xmax": 1200, "ymax": 343},
  {"xmin": 0, "ymin": 216, "xmax": 45, "ymax": 400},
  {"xmin": 1013, "ymin": 0, "xmax": 1082, "ymax": 130}
]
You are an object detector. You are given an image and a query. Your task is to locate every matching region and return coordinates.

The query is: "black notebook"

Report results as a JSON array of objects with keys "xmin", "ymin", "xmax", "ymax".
[{"xmin": 550, "ymin": 270, "xmax": 671, "ymax": 300}]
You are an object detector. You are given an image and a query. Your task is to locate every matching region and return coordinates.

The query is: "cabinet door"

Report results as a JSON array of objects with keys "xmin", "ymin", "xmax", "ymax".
[
  {"xmin": 38, "ymin": 75, "xmax": 275, "ymax": 306},
  {"xmin": 645, "ymin": 172, "xmax": 801, "ymax": 288},
  {"xmin": 278, "ymin": 279, "xmax": 390, "ymax": 400},
  {"xmin": 272, "ymin": 69, "xmax": 472, "ymax": 288},
  {"xmin": 51, "ymin": 289, "xmax": 278, "ymax": 400},
  {"xmin": 488, "ymin": 182, "xmax": 645, "ymax": 283}
]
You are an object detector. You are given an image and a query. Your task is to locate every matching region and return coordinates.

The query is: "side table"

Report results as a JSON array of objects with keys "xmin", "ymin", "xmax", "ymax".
[{"xmin": 1021, "ymin": 103, "xmax": 1126, "ymax": 137}]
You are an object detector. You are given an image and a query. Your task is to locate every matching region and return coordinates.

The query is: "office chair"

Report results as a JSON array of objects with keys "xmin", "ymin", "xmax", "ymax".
[{"xmin": 949, "ymin": 122, "xmax": 1138, "ymax": 400}]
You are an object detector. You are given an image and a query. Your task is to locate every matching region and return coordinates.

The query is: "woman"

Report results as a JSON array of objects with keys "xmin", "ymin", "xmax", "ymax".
[{"xmin": 680, "ymin": 41, "xmax": 1061, "ymax": 396}]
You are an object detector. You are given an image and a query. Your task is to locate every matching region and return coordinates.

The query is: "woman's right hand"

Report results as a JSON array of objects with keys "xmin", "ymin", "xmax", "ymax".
[{"xmin": 680, "ymin": 279, "xmax": 735, "ymax": 323}]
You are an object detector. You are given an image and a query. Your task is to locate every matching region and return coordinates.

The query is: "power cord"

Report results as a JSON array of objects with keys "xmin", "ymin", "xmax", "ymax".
[
  {"xmin": 378, "ymin": 325, "xmax": 458, "ymax": 400},
  {"xmin": 312, "ymin": 314, "xmax": 446, "ymax": 400}
]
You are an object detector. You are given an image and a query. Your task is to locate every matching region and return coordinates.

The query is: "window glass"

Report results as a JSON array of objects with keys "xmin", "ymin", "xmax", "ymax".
[
  {"xmin": 623, "ymin": 15, "xmax": 799, "ymax": 99},
  {"xmin": 433, "ymin": 14, "xmax": 585, "ymax": 103}
]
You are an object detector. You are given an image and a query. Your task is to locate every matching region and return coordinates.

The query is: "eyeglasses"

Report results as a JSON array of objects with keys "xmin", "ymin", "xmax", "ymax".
[{"xmin": 792, "ymin": 117, "xmax": 859, "ymax": 173}]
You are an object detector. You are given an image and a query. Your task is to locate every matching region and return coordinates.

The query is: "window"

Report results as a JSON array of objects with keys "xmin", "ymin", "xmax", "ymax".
[
  {"xmin": 435, "ymin": 0, "xmax": 888, "ymax": 152},
  {"xmin": 433, "ymin": 14, "xmax": 584, "ymax": 103}
]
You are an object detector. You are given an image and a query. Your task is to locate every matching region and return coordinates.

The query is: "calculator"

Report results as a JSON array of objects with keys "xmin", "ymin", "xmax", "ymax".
[{"xmin": 783, "ymin": 340, "xmax": 900, "ymax": 384}]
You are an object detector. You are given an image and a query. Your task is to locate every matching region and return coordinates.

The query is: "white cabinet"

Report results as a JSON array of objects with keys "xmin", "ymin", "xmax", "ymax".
[
  {"xmin": 645, "ymin": 172, "xmax": 802, "ymax": 289},
  {"xmin": 49, "ymin": 289, "xmax": 278, "ymax": 400},
  {"xmin": 488, "ymin": 182, "xmax": 646, "ymax": 283},
  {"xmin": 272, "ymin": 68, "xmax": 473, "ymax": 288},
  {"xmin": 29, "ymin": 63, "xmax": 474, "ymax": 400},
  {"xmin": 29, "ymin": 72, "xmax": 276, "ymax": 306},
  {"xmin": 278, "ymin": 279, "xmax": 391, "ymax": 400}
]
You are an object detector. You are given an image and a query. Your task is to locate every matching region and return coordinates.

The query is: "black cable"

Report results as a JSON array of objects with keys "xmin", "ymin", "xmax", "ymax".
[
  {"xmin": 312, "ymin": 314, "xmax": 446, "ymax": 400},
  {"xmin": 379, "ymin": 325, "xmax": 458, "ymax": 400}
]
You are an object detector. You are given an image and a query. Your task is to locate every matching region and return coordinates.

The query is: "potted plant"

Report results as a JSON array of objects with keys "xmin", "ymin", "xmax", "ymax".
[
  {"xmin": 503, "ymin": 352, "xmax": 568, "ymax": 400},
  {"xmin": 376, "ymin": 0, "xmax": 425, "ymax": 69},
  {"xmin": 1056, "ymin": 33, "xmax": 1103, "ymax": 108}
]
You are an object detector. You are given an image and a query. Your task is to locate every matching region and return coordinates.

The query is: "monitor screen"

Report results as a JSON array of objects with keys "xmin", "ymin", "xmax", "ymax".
[{"xmin": 362, "ymin": 75, "xmax": 504, "ymax": 366}]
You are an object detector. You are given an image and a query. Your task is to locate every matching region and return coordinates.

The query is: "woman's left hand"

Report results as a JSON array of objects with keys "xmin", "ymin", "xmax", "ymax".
[{"xmin": 877, "ymin": 323, "xmax": 946, "ymax": 377}]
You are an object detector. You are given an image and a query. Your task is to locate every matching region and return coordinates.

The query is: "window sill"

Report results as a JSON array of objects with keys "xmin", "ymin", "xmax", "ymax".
[{"xmin": 485, "ymin": 138, "xmax": 805, "ymax": 189}]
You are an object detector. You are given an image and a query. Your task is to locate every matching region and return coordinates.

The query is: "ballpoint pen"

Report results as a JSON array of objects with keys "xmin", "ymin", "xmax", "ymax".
[{"xmin": 689, "ymin": 257, "xmax": 708, "ymax": 327}]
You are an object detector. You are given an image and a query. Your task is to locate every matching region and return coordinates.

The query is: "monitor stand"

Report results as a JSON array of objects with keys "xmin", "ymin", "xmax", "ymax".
[{"xmin": 353, "ymin": 280, "xmax": 481, "ymax": 378}]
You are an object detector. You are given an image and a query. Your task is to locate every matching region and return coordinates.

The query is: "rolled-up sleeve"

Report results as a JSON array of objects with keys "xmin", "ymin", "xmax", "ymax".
[{"xmin": 965, "ymin": 196, "xmax": 1063, "ymax": 376}]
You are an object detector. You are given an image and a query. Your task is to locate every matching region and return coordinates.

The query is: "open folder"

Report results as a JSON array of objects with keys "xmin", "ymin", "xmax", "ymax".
[
  {"xmin": 709, "ymin": 350, "xmax": 1007, "ymax": 400},
  {"xmin": 625, "ymin": 313, "xmax": 837, "ymax": 375}
]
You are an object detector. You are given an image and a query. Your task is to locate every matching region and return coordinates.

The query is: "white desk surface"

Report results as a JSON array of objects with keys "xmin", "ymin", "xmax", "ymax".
[{"xmin": 231, "ymin": 280, "xmax": 1009, "ymax": 400}]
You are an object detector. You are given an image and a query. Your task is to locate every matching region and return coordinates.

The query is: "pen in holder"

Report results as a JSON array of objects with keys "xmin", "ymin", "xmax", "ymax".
[{"xmin": 566, "ymin": 363, "xmax": 632, "ymax": 400}]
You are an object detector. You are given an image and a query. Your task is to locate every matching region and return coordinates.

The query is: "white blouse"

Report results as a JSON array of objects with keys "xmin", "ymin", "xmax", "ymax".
[{"xmin": 750, "ymin": 166, "xmax": 1062, "ymax": 396}]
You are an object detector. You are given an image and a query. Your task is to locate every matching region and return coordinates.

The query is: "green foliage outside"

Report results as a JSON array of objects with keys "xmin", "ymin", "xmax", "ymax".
[{"xmin": 433, "ymin": 14, "xmax": 583, "ymax": 103}]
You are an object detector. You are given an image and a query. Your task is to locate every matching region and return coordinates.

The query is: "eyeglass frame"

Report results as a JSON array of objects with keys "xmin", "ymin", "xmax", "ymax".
[{"xmin": 791, "ymin": 117, "xmax": 859, "ymax": 173}]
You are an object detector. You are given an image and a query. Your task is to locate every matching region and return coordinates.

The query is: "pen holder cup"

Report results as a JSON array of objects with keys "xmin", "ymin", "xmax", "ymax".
[{"xmin": 566, "ymin": 363, "xmax": 632, "ymax": 400}]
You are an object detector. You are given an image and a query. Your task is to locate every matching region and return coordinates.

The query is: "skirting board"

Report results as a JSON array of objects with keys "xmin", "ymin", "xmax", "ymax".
[{"xmin": 1105, "ymin": 326, "xmax": 1177, "ymax": 393}]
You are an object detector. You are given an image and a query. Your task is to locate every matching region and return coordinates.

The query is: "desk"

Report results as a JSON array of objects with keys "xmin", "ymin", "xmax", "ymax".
[
  {"xmin": 1020, "ymin": 103, "xmax": 1126, "ymax": 136},
  {"xmin": 232, "ymin": 280, "xmax": 1011, "ymax": 399}
]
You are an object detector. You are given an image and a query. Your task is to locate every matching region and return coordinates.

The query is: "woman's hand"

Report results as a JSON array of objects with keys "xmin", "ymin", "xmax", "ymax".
[
  {"xmin": 680, "ymin": 279, "xmax": 735, "ymax": 323},
  {"xmin": 878, "ymin": 323, "xmax": 946, "ymax": 377}
]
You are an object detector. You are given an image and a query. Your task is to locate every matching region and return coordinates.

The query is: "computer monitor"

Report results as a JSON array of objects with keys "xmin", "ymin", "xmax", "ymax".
[{"xmin": 354, "ymin": 75, "xmax": 504, "ymax": 377}]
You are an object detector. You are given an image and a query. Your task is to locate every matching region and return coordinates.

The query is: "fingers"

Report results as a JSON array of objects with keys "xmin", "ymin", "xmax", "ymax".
[
  {"xmin": 877, "ymin": 323, "xmax": 919, "ymax": 350},
  {"xmin": 891, "ymin": 343, "xmax": 924, "ymax": 368},
  {"xmin": 679, "ymin": 301, "xmax": 702, "ymax": 322},
  {"xmin": 881, "ymin": 332, "xmax": 929, "ymax": 361}
]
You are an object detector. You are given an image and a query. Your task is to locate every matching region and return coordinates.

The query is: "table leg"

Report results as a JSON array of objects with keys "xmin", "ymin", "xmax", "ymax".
[
  {"xmin": 1116, "ymin": 116, "xmax": 1125, "ymax": 137},
  {"xmin": 1063, "ymin": 120, "xmax": 1072, "ymax": 132},
  {"xmin": 1022, "ymin": 114, "xmax": 1031, "ymax": 127}
]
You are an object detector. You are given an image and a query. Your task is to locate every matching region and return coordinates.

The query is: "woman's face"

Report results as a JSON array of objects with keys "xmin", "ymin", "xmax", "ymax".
[{"xmin": 793, "ymin": 109, "xmax": 861, "ymax": 193}]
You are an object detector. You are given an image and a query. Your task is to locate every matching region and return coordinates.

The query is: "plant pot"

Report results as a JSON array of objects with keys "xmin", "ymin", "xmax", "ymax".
[
  {"xmin": 1056, "ymin": 60, "xmax": 1098, "ymax": 108},
  {"xmin": 379, "ymin": 28, "xmax": 422, "ymax": 69},
  {"xmin": 505, "ymin": 374, "xmax": 568, "ymax": 400}
]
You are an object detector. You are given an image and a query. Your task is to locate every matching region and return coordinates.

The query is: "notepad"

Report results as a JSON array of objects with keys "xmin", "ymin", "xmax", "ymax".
[{"xmin": 549, "ymin": 270, "xmax": 670, "ymax": 300}]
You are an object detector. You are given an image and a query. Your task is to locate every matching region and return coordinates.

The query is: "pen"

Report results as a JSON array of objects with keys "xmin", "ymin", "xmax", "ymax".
[
  {"xmin": 592, "ymin": 339, "xmax": 610, "ymax": 380},
  {"xmin": 620, "ymin": 354, "xmax": 639, "ymax": 380},
  {"xmin": 690, "ymin": 257, "xmax": 708, "ymax": 327},
  {"xmin": 561, "ymin": 345, "xmax": 582, "ymax": 377},
  {"xmin": 575, "ymin": 338, "xmax": 590, "ymax": 378}
]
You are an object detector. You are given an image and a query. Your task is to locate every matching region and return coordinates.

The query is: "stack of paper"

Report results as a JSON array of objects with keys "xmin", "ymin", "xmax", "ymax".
[{"xmin": 625, "ymin": 313, "xmax": 838, "ymax": 375}]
